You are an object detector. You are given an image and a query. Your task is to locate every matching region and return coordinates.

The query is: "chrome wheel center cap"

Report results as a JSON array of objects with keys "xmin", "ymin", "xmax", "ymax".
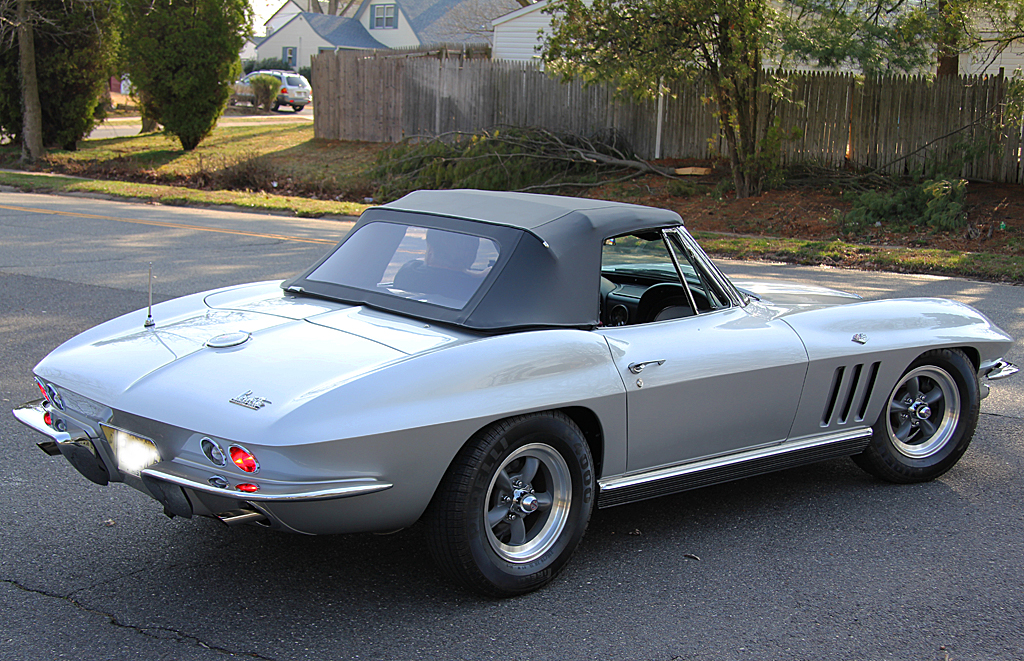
[
  {"xmin": 511, "ymin": 488, "xmax": 538, "ymax": 515},
  {"xmin": 909, "ymin": 401, "xmax": 932, "ymax": 420},
  {"xmin": 519, "ymin": 494, "xmax": 539, "ymax": 514}
]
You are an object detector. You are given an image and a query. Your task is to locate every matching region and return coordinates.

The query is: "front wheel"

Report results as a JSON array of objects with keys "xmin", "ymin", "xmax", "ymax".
[
  {"xmin": 852, "ymin": 348, "xmax": 979, "ymax": 483},
  {"xmin": 425, "ymin": 412, "xmax": 594, "ymax": 597}
]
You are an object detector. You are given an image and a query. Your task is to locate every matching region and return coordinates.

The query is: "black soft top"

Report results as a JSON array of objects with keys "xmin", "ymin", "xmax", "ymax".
[{"xmin": 284, "ymin": 190, "xmax": 683, "ymax": 331}]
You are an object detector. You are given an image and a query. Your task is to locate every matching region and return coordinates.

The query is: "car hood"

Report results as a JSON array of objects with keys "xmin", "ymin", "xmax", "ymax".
[
  {"xmin": 732, "ymin": 279, "xmax": 861, "ymax": 317},
  {"xmin": 34, "ymin": 282, "xmax": 474, "ymax": 434}
]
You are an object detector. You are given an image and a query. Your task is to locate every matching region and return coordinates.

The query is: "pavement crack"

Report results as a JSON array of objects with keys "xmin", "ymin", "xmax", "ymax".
[
  {"xmin": 981, "ymin": 410, "xmax": 1023, "ymax": 421},
  {"xmin": 2, "ymin": 577, "xmax": 278, "ymax": 660}
]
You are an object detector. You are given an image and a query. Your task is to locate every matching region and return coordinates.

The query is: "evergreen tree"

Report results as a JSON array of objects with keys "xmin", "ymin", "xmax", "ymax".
[{"xmin": 123, "ymin": 0, "xmax": 250, "ymax": 151}]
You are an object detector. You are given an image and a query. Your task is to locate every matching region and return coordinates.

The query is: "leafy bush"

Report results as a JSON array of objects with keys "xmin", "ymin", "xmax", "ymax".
[
  {"xmin": 248, "ymin": 74, "xmax": 281, "ymax": 111},
  {"xmin": 244, "ymin": 58, "xmax": 292, "ymax": 74},
  {"xmin": 840, "ymin": 178, "xmax": 968, "ymax": 232}
]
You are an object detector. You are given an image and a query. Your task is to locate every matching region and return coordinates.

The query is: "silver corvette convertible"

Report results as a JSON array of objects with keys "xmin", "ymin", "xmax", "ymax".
[{"xmin": 14, "ymin": 190, "xmax": 1018, "ymax": 596}]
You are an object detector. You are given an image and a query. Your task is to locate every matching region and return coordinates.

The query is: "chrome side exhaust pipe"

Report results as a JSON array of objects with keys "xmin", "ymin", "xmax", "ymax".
[{"xmin": 215, "ymin": 508, "xmax": 267, "ymax": 526}]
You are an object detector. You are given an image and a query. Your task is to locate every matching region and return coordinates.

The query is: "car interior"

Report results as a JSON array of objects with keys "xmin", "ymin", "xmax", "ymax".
[{"xmin": 600, "ymin": 229, "xmax": 732, "ymax": 326}]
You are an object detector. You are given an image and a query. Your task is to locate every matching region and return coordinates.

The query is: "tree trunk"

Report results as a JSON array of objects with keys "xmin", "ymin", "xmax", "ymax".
[
  {"xmin": 937, "ymin": 54, "xmax": 959, "ymax": 77},
  {"xmin": 137, "ymin": 89, "xmax": 160, "ymax": 133},
  {"xmin": 17, "ymin": 0, "xmax": 44, "ymax": 163}
]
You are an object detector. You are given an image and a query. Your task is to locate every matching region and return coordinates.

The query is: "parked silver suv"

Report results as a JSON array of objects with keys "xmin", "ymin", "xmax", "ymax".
[{"xmin": 231, "ymin": 70, "xmax": 312, "ymax": 112}]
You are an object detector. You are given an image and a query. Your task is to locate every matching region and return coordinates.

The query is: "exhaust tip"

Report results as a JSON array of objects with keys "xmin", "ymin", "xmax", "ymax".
[{"xmin": 214, "ymin": 508, "xmax": 267, "ymax": 527}]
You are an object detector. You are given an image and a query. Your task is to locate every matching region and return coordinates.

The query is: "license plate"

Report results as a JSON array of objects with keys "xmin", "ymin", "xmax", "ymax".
[{"xmin": 101, "ymin": 424, "xmax": 160, "ymax": 476}]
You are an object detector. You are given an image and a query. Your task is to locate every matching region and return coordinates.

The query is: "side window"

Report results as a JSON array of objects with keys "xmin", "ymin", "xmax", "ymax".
[{"xmin": 600, "ymin": 230, "xmax": 728, "ymax": 326}]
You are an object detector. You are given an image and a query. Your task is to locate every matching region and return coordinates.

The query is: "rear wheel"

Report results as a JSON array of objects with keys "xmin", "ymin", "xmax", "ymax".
[
  {"xmin": 426, "ymin": 412, "xmax": 594, "ymax": 597},
  {"xmin": 292, "ymin": 105, "xmax": 304, "ymax": 112},
  {"xmin": 853, "ymin": 349, "xmax": 979, "ymax": 483}
]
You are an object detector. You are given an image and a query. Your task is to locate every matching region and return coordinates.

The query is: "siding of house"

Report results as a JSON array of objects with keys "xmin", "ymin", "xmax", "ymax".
[
  {"xmin": 264, "ymin": 0, "xmax": 304, "ymax": 36},
  {"xmin": 961, "ymin": 44, "xmax": 1024, "ymax": 75},
  {"xmin": 358, "ymin": 4, "xmax": 419, "ymax": 48},
  {"xmin": 492, "ymin": 3, "xmax": 550, "ymax": 62},
  {"xmin": 257, "ymin": 15, "xmax": 332, "ymax": 68}
]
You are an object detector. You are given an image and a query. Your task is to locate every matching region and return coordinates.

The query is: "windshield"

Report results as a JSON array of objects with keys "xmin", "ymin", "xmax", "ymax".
[{"xmin": 306, "ymin": 222, "xmax": 500, "ymax": 310}]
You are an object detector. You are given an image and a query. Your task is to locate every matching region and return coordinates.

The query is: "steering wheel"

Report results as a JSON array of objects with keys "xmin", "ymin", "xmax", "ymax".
[{"xmin": 636, "ymin": 283, "xmax": 695, "ymax": 323}]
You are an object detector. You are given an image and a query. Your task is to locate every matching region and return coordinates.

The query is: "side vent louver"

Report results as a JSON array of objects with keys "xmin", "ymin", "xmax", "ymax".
[
  {"xmin": 822, "ymin": 367, "xmax": 845, "ymax": 426},
  {"xmin": 822, "ymin": 361, "xmax": 881, "ymax": 427}
]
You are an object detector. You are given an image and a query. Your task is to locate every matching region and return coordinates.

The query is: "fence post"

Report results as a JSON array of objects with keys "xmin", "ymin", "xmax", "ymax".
[{"xmin": 654, "ymin": 77, "xmax": 664, "ymax": 160}]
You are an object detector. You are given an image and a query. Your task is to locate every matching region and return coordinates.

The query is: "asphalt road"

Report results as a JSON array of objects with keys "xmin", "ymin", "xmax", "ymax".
[{"xmin": 1, "ymin": 191, "xmax": 1022, "ymax": 661}]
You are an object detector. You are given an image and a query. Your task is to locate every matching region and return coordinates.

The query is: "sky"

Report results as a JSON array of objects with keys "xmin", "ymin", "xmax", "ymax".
[{"xmin": 251, "ymin": 0, "xmax": 280, "ymax": 29}]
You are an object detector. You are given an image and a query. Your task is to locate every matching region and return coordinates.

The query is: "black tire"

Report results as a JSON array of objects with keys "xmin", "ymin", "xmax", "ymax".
[
  {"xmin": 292, "ymin": 105, "xmax": 304, "ymax": 112},
  {"xmin": 852, "ymin": 348, "xmax": 979, "ymax": 483},
  {"xmin": 425, "ymin": 411, "xmax": 594, "ymax": 597},
  {"xmin": 272, "ymin": 102, "xmax": 281, "ymax": 112}
]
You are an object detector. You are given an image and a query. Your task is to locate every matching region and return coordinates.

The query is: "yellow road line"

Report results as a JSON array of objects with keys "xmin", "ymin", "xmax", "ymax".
[{"xmin": 0, "ymin": 203, "xmax": 340, "ymax": 245}]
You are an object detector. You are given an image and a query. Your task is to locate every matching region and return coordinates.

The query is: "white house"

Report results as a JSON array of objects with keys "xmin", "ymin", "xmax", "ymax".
[
  {"xmin": 257, "ymin": 12, "xmax": 389, "ymax": 68},
  {"xmin": 491, "ymin": 0, "xmax": 1020, "ymax": 76},
  {"xmin": 491, "ymin": 0, "xmax": 550, "ymax": 62}
]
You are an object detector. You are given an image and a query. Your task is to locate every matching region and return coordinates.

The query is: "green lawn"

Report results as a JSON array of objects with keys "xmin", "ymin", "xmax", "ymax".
[{"xmin": 2, "ymin": 121, "xmax": 1021, "ymax": 283}]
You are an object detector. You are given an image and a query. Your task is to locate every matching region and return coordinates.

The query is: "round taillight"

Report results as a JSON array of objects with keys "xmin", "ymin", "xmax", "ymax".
[
  {"xmin": 201, "ymin": 438, "xmax": 227, "ymax": 466},
  {"xmin": 229, "ymin": 445, "xmax": 259, "ymax": 473},
  {"xmin": 43, "ymin": 411, "xmax": 52, "ymax": 427},
  {"xmin": 236, "ymin": 483, "xmax": 260, "ymax": 493}
]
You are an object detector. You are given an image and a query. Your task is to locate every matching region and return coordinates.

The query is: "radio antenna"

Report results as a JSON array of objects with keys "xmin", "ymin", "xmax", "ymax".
[{"xmin": 144, "ymin": 263, "xmax": 156, "ymax": 328}]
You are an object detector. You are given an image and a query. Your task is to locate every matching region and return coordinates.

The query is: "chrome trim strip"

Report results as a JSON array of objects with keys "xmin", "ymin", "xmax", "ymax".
[
  {"xmin": 141, "ymin": 466, "xmax": 393, "ymax": 502},
  {"xmin": 985, "ymin": 360, "xmax": 1018, "ymax": 381},
  {"xmin": 599, "ymin": 427, "xmax": 874, "ymax": 493}
]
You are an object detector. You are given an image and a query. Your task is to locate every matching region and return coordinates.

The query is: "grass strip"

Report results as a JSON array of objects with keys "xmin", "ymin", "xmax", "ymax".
[
  {"xmin": 0, "ymin": 170, "xmax": 367, "ymax": 218},
  {"xmin": 694, "ymin": 233, "xmax": 1024, "ymax": 283}
]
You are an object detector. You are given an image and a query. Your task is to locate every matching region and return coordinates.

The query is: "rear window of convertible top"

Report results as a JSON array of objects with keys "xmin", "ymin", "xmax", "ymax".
[{"xmin": 307, "ymin": 222, "xmax": 500, "ymax": 310}]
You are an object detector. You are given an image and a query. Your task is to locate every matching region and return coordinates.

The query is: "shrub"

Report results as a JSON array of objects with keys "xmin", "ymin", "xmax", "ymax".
[
  {"xmin": 249, "ymin": 74, "xmax": 281, "ymax": 111},
  {"xmin": 840, "ymin": 178, "xmax": 968, "ymax": 233},
  {"xmin": 244, "ymin": 58, "xmax": 292, "ymax": 74},
  {"xmin": 123, "ymin": 0, "xmax": 251, "ymax": 151}
]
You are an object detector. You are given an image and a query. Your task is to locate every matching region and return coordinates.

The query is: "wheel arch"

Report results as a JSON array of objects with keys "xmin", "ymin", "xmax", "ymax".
[
  {"xmin": 556, "ymin": 406, "xmax": 605, "ymax": 480},
  {"xmin": 422, "ymin": 406, "xmax": 606, "ymax": 518},
  {"xmin": 952, "ymin": 345, "xmax": 980, "ymax": 372}
]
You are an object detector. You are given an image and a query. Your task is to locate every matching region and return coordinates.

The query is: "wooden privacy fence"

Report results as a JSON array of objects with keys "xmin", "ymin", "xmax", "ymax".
[{"xmin": 312, "ymin": 51, "xmax": 1024, "ymax": 184}]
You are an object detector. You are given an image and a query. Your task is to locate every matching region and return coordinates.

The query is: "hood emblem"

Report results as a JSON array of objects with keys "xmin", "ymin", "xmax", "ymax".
[
  {"xmin": 230, "ymin": 390, "xmax": 272, "ymax": 410},
  {"xmin": 852, "ymin": 333, "xmax": 868, "ymax": 345},
  {"xmin": 207, "ymin": 332, "xmax": 251, "ymax": 349}
]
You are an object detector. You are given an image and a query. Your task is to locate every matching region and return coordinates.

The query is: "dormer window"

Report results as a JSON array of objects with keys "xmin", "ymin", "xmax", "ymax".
[{"xmin": 371, "ymin": 4, "xmax": 396, "ymax": 29}]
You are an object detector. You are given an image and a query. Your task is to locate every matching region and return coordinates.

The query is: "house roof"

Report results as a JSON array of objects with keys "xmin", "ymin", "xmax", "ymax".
[
  {"xmin": 304, "ymin": 13, "xmax": 389, "ymax": 48},
  {"xmin": 491, "ymin": 0, "xmax": 547, "ymax": 27},
  {"xmin": 264, "ymin": 0, "xmax": 305, "ymax": 26},
  {"xmin": 354, "ymin": 0, "xmax": 521, "ymax": 44}
]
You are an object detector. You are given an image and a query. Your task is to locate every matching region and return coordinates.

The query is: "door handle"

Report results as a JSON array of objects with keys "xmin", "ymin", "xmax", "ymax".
[{"xmin": 628, "ymin": 360, "xmax": 666, "ymax": 374}]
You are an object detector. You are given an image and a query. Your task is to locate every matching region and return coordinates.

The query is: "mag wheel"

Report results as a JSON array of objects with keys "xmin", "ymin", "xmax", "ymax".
[
  {"xmin": 426, "ymin": 412, "xmax": 594, "ymax": 597},
  {"xmin": 853, "ymin": 349, "xmax": 979, "ymax": 483}
]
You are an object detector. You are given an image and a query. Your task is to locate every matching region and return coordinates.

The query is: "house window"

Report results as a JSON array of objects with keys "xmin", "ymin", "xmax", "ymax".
[
  {"xmin": 283, "ymin": 46, "xmax": 296, "ymax": 67},
  {"xmin": 371, "ymin": 4, "xmax": 396, "ymax": 29}
]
